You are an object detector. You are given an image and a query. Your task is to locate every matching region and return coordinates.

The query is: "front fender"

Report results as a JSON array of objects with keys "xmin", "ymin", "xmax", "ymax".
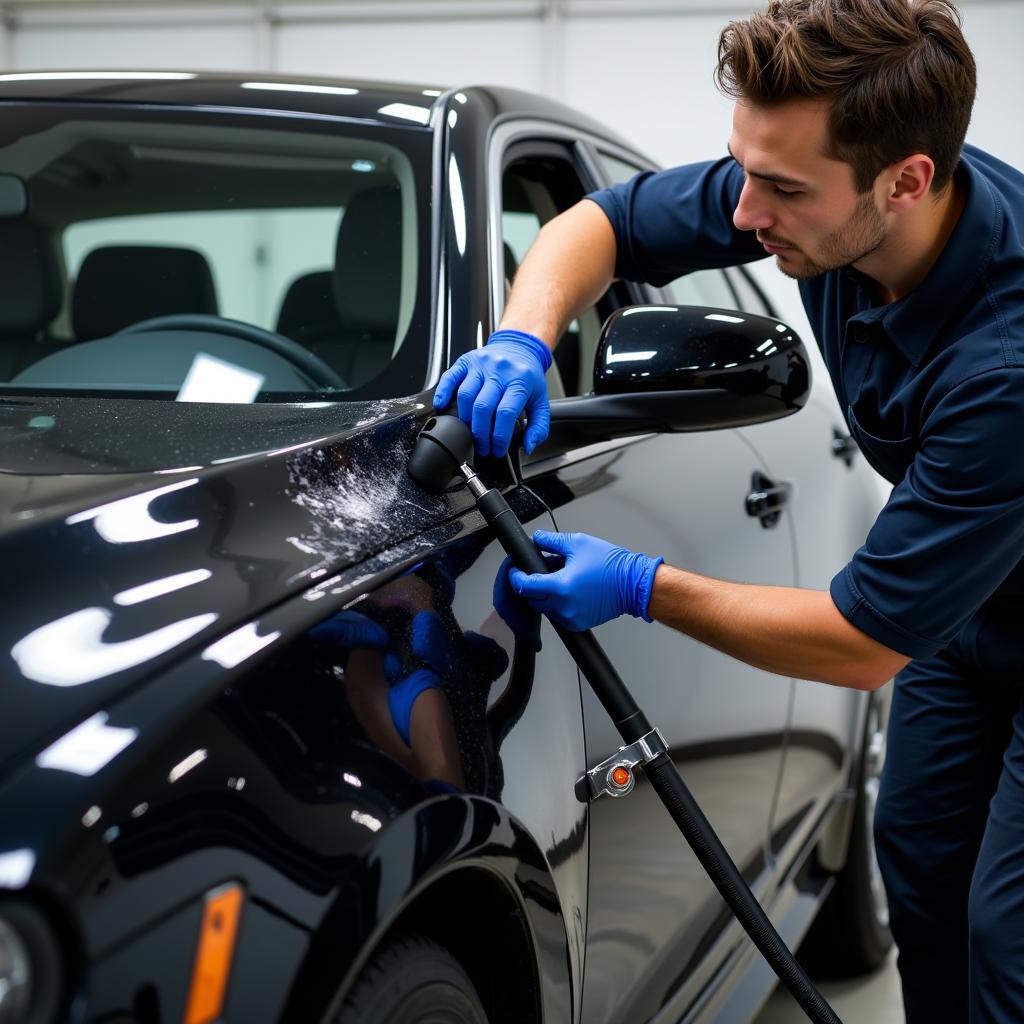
[{"xmin": 284, "ymin": 794, "xmax": 573, "ymax": 1023}]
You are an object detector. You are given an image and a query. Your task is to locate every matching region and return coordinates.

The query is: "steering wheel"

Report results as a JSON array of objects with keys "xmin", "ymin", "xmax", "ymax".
[{"xmin": 117, "ymin": 314, "xmax": 348, "ymax": 390}]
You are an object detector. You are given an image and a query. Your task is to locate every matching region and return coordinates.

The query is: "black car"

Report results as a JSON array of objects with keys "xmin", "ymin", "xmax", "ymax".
[{"xmin": 0, "ymin": 73, "xmax": 890, "ymax": 1024}]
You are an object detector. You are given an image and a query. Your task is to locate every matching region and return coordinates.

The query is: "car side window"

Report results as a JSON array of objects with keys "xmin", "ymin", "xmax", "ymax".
[
  {"xmin": 500, "ymin": 152, "xmax": 625, "ymax": 398},
  {"xmin": 596, "ymin": 149, "xmax": 745, "ymax": 313},
  {"xmin": 597, "ymin": 151, "xmax": 644, "ymax": 186},
  {"xmin": 663, "ymin": 268, "xmax": 739, "ymax": 309}
]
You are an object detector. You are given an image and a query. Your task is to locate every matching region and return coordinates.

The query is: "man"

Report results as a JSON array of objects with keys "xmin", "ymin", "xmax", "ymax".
[{"xmin": 433, "ymin": 0, "xmax": 1024, "ymax": 1020}]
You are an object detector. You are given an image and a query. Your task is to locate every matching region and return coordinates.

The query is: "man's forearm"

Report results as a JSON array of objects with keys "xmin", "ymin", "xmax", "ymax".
[
  {"xmin": 499, "ymin": 199, "xmax": 617, "ymax": 347},
  {"xmin": 647, "ymin": 565, "xmax": 910, "ymax": 690}
]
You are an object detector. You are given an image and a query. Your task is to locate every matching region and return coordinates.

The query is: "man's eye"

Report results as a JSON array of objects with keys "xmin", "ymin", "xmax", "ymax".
[{"xmin": 774, "ymin": 186, "xmax": 800, "ymax": 199}]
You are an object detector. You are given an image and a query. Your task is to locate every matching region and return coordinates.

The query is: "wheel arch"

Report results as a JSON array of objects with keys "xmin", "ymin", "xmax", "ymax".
[{"xmin": 281, "ymin": 793, "xmax": 572, "ymax": 1024}]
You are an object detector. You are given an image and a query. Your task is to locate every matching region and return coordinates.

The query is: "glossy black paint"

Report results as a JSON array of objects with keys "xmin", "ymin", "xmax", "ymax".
[
  {"xmin": 0, "ymin": 71, "xmax": 867, "ymax": 1024},
  {"xmin": 0, "ymin": 74, "xmax": 445, "ymax": 128},
  {"xmin": 0, "ymin": 402, "xmax": 457, "ymax": 774},
  {"xmin": 0, "ymin": 480, "xmax": 575, "ymax": 1021},
  {"xmin": 546, "ymin": 302, "xmax": 811, "ymax": 446},
  {"xmin": 595, "ymin": 304, "xmax": 809, "ymax": 405}
]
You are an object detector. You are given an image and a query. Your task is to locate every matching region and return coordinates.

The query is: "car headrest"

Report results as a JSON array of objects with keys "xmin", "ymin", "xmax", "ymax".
[
  {"xmin": 276, "ymin": 270, "xmax": 341, "ymax": 341},
  {"xmin": 332, "ymin": 186, "xmax": 402, "ymax": 339},
  {"xmin": 72, "ymin": 245, "xmax": 218, "ymax": 341},
  {"xmin": 0, "ymin": 222, "xmax": 60, "ymax": 339},
  {"xmin": 503, "ymin": 242, "xmax": 519, "ymax": 283}
]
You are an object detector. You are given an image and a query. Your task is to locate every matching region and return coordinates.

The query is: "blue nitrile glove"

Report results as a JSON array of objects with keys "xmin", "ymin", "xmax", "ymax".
[
  {"xmin": 433, "ymin": 328, "xmax": 552, "ymax": 458},
  {"xmin": 387, "ymin": 667, "xmax": 441, "ymax": 746},
  {"xmin": 492, "ymin": 554, "xmax": 545, "ymax": 652},
  {"xmin": 310, "ymin": 609, "xmax": 389, "ymax": 649},
  {"xmin": 309, "ymin": 609, "xmax": 402, "ymax": 680},
  {"xmin": 508, "ymin": 530, "xmax": 664, "ymax": 632},
  {"xmin": 409, "ymin": 609, "xmax": 509, "ymax": 682}
]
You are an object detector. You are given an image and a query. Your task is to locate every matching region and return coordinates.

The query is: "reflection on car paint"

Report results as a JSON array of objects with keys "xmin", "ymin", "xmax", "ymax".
[
  {"xmin": 65, "ymin": 478, "xmax": 201, "ymax": 543},
  {"xmin": 168, "ymin": 748, "xmax": 208, "ymax": 783},
  {"xmin": 113, "ymin": 568, "xmax": 212, "ymax": 607},
  {"xmin": 202, "ymin": 623, "xmax": 282, "ymax": 670},
  {"xmin": 35, "ymin": 711, "xmax": 138, "ymax": 776},
  {"xmin": 12, "ymin": 607, "xmax": 219, "ymax": 687},
  {"xmin": 0, "ymin": 849, "xmax": 34, "ymax": 889},
  {"xmin": 448, "ymin": 154, "xmax": 467, "ymax": 256},
  {"xmin": 310, "ymin": 536, "xmax": 536, "ymax": 798}
]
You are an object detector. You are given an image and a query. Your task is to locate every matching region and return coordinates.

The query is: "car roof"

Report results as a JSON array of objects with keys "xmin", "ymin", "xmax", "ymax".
[{"xmin": 0, "ymin": 70, "xmax": 645, "ymax": 157}]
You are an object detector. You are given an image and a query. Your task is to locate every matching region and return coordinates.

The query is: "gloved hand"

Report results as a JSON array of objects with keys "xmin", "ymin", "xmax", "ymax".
[
  {"xmin": 507, "ymin": 530, "xmax": 664, "ymax": 632},
  {"xmin": 311, "ymin": 609, "xmax": 439, "ymax": 746},
  {"xmin": 409, "ymin": 608, "xmax": 509, "ymax": 682},
  {"xmin": 492, "ymin": 554, "xmax": 544, "ymax": 652},
  {"xmin": 309, "ymin": 609, "xmax": 401, "ymax": 679},
  {"xmin": 433, "ymin": 328, "xmax": 552, "ymax": 458},
  {"xmin": 387, "ymin": 666, "xmax": 442, "ymax": 747}
]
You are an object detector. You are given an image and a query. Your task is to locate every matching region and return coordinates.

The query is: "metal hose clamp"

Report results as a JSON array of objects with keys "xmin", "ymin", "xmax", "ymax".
[{"xmin": 583, "ymin": 728, "xmax": 669, "ymax": 799}]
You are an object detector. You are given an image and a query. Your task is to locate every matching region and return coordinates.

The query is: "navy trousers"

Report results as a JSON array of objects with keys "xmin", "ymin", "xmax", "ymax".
[{"xmin": 874, "ymin": 616, "xmax": 1024, "ymax": 1023}]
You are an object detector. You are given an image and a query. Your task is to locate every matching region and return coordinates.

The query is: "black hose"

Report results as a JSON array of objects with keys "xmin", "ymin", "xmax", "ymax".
[{"xmin": 644, "ymin": 754, "xmax": 841, "ymax": 1023}]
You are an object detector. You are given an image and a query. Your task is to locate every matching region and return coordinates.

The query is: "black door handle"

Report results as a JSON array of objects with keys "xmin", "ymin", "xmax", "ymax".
[
  {"xmin": 832, "ymin": 429, "xmax": 859, "ymax": 468},
  {"xmin": 745, "ymin": 471, "xmax": 792, "ymax": 529}
]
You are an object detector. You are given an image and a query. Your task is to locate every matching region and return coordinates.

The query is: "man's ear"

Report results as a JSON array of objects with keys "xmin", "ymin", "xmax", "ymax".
[{"xmin": 883, "ymin": 154, "xmax": 936, "ymax": 211}]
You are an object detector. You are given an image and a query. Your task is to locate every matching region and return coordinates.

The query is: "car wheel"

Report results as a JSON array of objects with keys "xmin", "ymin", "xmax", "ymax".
[
  {"xmin": 335, "ymin": 933, "xmax": 490, "ymax": 1024},
  {"xmin": 801, "ymin": 688, "xmax": 893, "ymax": 977}
]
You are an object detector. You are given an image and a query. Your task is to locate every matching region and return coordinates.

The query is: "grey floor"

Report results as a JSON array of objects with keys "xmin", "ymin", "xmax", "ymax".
[{"xmin": 754, "ymin": 948, "xmax": 903, "ymax": 1023}]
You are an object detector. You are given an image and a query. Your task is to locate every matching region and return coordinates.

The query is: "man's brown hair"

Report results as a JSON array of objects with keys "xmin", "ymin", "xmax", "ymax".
[{"xmin": 715, "ymin": 0, "xmax": 976, "ymax": 194}]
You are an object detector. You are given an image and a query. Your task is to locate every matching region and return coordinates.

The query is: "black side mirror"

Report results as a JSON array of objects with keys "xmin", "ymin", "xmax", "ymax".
[{"xmin": 546, "ymin": 304, "xmax": 810, "ymax": 450}]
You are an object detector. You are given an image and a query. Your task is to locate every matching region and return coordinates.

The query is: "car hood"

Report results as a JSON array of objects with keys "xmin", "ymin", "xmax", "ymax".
[{"xmin": 0, "ymin": 395, "xmax": 461, "ymax": 778}]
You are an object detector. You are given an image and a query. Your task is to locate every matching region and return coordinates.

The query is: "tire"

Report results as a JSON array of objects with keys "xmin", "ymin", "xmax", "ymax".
[
  {"xmin": 800, "ymin": 689, "xmax": 894, "ymax": 977},
  {"xmin": 335, "ymin": 933, "xmax": 490, "ymax": 1024}
]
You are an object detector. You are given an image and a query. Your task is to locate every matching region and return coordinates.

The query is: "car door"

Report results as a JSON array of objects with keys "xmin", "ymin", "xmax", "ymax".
[
  {"xmin": 706, "ymin": 255, "xmax": 879, "ymax": 865},
  {"xmin": 492, "ymin": 133, "xmax": 797, "ymax": 1024},
  {"xmin": 734, "ymin": 382, "xmax": 880, "ymax": 862}
]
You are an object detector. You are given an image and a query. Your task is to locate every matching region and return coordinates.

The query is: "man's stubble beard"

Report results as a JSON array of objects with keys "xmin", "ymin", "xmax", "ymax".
[{"xmin": 774, "ymin": 190, "xmax": 887, "ymax": 281}]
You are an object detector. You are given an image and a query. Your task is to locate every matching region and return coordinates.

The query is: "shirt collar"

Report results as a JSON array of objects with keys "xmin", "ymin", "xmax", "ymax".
[{"xmin": 846, "ymin": 151, "xmax": 1000, "ymax": 367}]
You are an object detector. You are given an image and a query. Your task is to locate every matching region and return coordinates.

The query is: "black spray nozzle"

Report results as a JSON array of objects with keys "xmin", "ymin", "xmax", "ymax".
[{"xmin": 408, "ymin": 414, "xmax": 475, "ymax": 494}]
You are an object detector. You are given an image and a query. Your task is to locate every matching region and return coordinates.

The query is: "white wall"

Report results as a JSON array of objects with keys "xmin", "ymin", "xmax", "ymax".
[
  {"xmin": 4, "ymin": 0, "xmax": 1021, "ymax": 324},
  {"xmin": 5, "ymin": 0, "xmax": 1019, "ymax": 165}
]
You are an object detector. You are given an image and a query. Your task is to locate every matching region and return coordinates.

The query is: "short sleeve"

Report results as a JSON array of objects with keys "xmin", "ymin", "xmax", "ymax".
[
  {"xmin": 586, "ymin": 157, "xmax": 766, "ymax": 286},
  {"xmin": 830, "ymin": 367, "xmax": 1024, "ymax": 658}
]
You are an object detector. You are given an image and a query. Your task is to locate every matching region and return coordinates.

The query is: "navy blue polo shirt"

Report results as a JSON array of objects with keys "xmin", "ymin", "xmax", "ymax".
[{"xmin": 588, "ymin": 144, "xmax": 1024, "ymax": 660}]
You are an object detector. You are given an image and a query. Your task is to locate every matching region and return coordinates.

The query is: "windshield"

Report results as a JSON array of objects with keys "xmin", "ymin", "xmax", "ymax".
[{"xmin": 0, "ymin": 103, "xmax": 433, "ymax": 402}]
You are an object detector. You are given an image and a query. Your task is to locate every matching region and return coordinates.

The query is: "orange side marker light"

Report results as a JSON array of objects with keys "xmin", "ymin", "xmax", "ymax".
[
  {"xmin": 184, "ymin": 882, "xmax": 244, "ymax": 1024},
  {"xmin": 611, "ymin": 766, "xmax": 632, "ymax": 788}
]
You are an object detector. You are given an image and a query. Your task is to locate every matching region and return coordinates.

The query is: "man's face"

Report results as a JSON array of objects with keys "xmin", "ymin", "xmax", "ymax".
[{"xmin": 729, "ymin": 98, "xmax": 887, "ymax": 279}]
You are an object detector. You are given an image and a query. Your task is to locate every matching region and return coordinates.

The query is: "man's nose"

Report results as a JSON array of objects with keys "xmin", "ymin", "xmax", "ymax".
[{"xmin": 732, "ymin": 181, "xmax": 773, "ymax": 233}]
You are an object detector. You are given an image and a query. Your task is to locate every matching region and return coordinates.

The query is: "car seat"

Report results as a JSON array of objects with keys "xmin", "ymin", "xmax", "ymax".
[
  {"xmin": 275, "ymin": 270, "xmax": 342, "ymax": 350},
  {"xmin": 331, "ymin": 184, "xmax": 404, "ymax": 386},
  {"xmin": 71, "ymin": 245, "xmax": 218, "ymax": 341},
  {"xmin": 275, "ymin": 185, "xmax": 403, "ymax": 388},
  {"xmin": 0, "ymin": 222, "xmax": 61, "ymax": 380}
]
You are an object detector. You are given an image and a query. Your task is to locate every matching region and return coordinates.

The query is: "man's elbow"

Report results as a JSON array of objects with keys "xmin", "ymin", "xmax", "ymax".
[
  {"xmin": 853, "ymin": 648, "xmax": 910, "ymax": 691},
  {"xmin": 827, "ymin": 602, "xmax": 910, "ymax": 690}
]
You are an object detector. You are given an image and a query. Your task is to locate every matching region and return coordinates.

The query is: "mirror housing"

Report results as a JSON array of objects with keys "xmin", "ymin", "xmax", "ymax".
[{"xmin": 546, "ymin": 304, "xmax": 810, "ymax": 450}]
